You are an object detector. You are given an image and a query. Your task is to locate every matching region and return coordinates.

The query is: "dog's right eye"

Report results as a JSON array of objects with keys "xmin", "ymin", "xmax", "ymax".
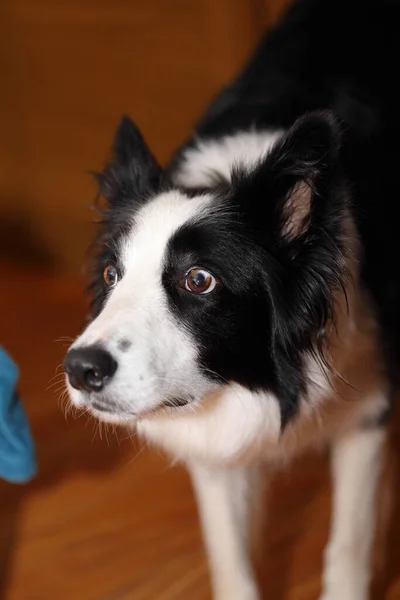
[
  {"xmin": 103, "ymin": 264, "xmax": 118, "ymax": 287},
  {"xmin": 181, "ymin": 268, "xmax": 217, "ymax": 295}
]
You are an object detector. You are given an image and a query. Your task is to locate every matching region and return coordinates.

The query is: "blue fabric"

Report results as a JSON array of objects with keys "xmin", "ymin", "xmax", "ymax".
[{"xmin": 0, "ymin": 346, "xmax": 37, "ymax": 483}]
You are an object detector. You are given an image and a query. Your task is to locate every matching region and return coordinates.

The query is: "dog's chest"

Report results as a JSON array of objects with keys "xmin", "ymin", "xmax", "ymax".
[{"xmin": 137, "ymin": 384, "xmax": 282, "ymax": 465}]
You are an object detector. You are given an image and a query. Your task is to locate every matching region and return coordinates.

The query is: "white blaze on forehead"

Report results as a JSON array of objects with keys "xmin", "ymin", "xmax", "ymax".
[
  {"xmin": 69, "ymin": 188, "xmax": 219, "ymax": 414},
  {"xmin": 120, "ymin": 189, "xmax": 213, "ymax": 285},
  {"xmin": 76, "ymin": 189, "xmax": 214, "ymax": 346}
]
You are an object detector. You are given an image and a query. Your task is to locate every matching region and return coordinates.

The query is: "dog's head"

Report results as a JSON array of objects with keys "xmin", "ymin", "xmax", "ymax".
[{"xmin": 64, "ymin": 111, "xmax": 351, "ymax": 427}]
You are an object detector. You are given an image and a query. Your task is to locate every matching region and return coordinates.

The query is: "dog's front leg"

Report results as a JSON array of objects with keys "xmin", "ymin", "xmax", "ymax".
[
  {"xmin": 320, "ymin": 425, "xmax": 387, "ymax": 600},
  {"xmin": 190, "ymin": 464, "xmax": 264, "ymax": 600}
]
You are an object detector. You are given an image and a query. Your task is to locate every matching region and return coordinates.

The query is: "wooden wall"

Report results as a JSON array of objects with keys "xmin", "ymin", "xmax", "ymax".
[{"xmin": 0, "ymin": 0, "xmax": 291, "ymax": 273}]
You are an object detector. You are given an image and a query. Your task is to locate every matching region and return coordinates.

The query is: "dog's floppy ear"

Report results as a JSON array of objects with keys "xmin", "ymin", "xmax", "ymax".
[{"xmin": 95, "ymin": 116, "xmax": 164, "ymax": 205}]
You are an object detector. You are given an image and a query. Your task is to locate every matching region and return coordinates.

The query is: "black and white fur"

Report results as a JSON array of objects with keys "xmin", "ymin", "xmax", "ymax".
[{"xmin": 63, "ymin": 0, "xmax": 400, "ymax": 598}]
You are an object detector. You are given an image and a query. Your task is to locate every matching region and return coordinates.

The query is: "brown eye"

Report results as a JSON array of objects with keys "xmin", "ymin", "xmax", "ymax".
[
  {"xmin": 184, "ymin": 268, "xmax": 217, "ymax": 295},
  {"xmin": 103, "ymin": 264, "xmax": 118, "ymax": 287}
]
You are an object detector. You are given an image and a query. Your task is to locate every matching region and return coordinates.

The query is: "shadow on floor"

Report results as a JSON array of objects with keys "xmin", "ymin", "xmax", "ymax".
[{"xmin": 0, "ymin": 208, "xmax": 55, "ymax": 270}]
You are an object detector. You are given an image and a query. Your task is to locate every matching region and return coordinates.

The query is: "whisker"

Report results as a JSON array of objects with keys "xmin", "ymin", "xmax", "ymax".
[
  {"xmin": 54, "ymin": 336, "xmax": 75, "ymax": 344},
  {"xmin": 46, "ymin": 371, "xmax": 65, "ymax": 390}
]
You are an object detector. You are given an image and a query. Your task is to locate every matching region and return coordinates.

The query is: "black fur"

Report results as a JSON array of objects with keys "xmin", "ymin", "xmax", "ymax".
[
  {"xmin": 89, "ymin": 0, "xmax": 400, "ymax": 424},
  {"xmin": 170, "ymin": 0, "xmax": 400, "ymax": 392},
  {"xmin": 163, "ymin": 112, "xmax": 348, "ymax": 425}
]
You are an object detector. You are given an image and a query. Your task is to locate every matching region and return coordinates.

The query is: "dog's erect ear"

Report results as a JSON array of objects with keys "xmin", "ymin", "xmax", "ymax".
[
  {"xmin": 232, "ymin": 110, "xmax": 344, "ymax": 251},
  {"xmin": 95, "ymin": 116, "xmax": 164, "ymax": 205},
  {"xmin": 232, "ymin": 112, "xmax": 349, "ymax": 419},
  {"xmin": 233, "ymin": 110, "xmax": 350, "ymax": 354},
  {"xmin": 113, "ymin": 116, "xmax": 160, "ymax": 174}
]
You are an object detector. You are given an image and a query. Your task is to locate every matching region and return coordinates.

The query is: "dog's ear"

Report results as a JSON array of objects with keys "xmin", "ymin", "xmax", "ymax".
[
  {"xmin": 232, "ymin": 110, "xmax": 345, "ymax": 256},
  {"xmin": 95, "ymin": 116, "xmax": 164, "ymax": 205},
  {"xmin": 233, "ymin": 110, "xmax": 350, "ymax": 349}
]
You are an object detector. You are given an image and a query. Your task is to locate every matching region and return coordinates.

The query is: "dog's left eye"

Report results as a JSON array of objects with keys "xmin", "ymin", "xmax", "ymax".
[
  {"xmin": 103, "ymin": 264, "xmax": 118, "ymax": 287},
  {"xmin": 183, "ymin": 268, "xmax": 217, "ymax": 295}
]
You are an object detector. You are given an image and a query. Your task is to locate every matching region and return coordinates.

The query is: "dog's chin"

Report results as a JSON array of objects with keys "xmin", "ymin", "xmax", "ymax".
[
  {"xmin": 89, "ymin": 406, "xmax": 136, "ymax": 425},
  {"xmin": 90, "ymin": 405, "xmax": 184, "ymax": 425},
  {"xmin": 78, "ymin": 395, "xmax": 193, "ymax": 426}
]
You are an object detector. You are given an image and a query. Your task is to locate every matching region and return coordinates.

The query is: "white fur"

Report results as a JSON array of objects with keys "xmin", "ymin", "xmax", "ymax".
[
  {"xmin": 187, "ymin": 421, "xmax": 387, "ymax": 600},
  {"xmin": 190, "ymin": 465, "xmax": 263, "ymax": 600},
  {"xmin": 173, "ymin": 129, "xmax": 283, "ymax": 189},
  {"xmin": 67, "ymin": 190, "xmax": 219, "ymax": 420},
  {"xmin": 321, "ymin": 425, "xmax": 386, "ymax": 600},
  {"xmin": 139, "ymin": 384, "xmax": 281, "ymax": 466}
]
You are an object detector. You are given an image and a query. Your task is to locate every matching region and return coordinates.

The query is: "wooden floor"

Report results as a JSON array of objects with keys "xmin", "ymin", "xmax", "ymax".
[{"xmin": 1, "ymin": 260, "xmax": 400, "ymax": 600}]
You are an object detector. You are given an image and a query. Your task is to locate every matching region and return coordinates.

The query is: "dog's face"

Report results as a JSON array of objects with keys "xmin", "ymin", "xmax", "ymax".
[{"xmin": 64, "ymin": 112, "xmax": 349, "ymax": 427}]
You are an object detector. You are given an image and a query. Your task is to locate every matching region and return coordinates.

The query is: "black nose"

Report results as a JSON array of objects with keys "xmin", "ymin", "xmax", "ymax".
[{"xmin": 63, "ymin": 346, "xmax": 118, "ymax": 393}]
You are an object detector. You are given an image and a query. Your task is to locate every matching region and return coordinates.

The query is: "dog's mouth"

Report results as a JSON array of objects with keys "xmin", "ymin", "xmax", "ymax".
[
  {"xmin": 162, "ymin": 397, "xmax": 190, "ymax": 408},
  {"xmin": 88, "ymin": 400, "xmax": 135, "ymax": 424},
  {"xmin": 86, "ymin": 395, "xmax": 193, "ymax": 423},
  {"xmin": 91, "ymin": 400, "xmax": 121, "ymax": 413}
]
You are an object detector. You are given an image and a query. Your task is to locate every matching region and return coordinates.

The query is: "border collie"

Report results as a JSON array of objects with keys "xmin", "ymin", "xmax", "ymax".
[{"xmin": 63, "ymin": 0, "xmax": 400, "ymax": 598}]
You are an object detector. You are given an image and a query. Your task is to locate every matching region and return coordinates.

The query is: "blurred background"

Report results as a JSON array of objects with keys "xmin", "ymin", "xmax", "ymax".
[
  {"xmin": 1, "ymin": 1, "xmax": 400, "ymax": 599},
  {"xmin": 0, "ymin": 0, "xmax": 289, "ymax": 273}
]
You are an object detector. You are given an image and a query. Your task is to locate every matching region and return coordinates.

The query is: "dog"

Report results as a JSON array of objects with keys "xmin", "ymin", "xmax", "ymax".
[{"xmin": 63, "ymin": 0, "xmax": 400, "ymax": 597}]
